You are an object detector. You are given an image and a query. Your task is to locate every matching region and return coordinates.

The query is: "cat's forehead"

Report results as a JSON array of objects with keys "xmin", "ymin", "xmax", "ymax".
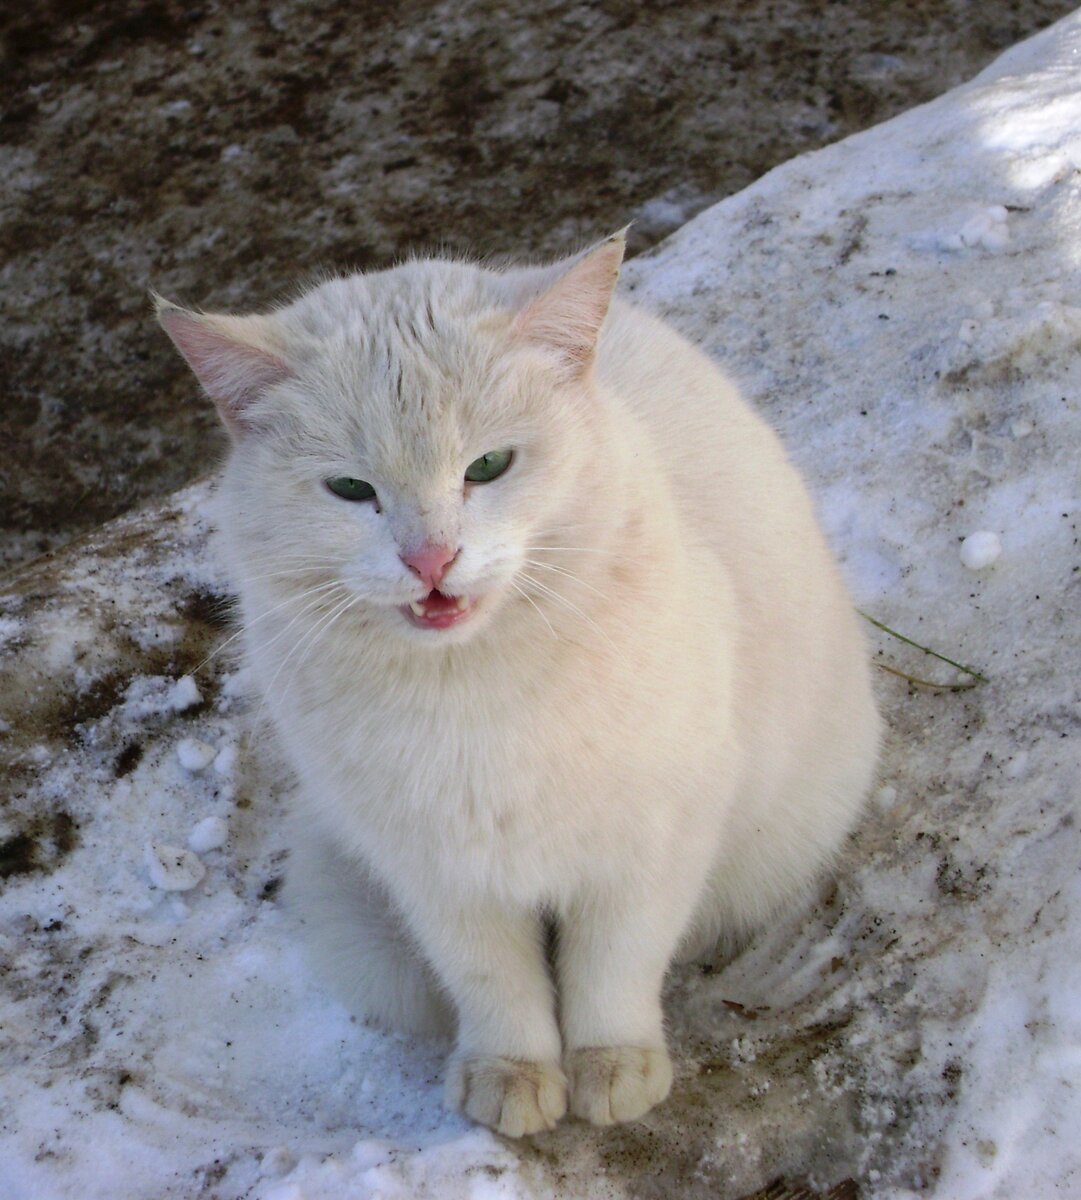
[
  {"xmin": 286, "ymin": 263, "xmax": 523, "ymax": 467},
  {"xmin": 300, "ymin": 265, "xmax": 511, "ymax": 406},
  {"xmin": 290, "ymin": 261, "xmax": 503, "ymax": 341}
]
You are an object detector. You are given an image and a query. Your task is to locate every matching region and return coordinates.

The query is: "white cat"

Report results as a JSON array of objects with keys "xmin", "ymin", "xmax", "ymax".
[{"xmin": 157, "ymin": 231, "xmax": 880, "ymax": 1137}]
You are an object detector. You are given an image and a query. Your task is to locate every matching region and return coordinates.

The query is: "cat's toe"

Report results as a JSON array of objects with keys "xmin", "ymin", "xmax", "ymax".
[
  {"xmin": 566, "ymin": 1045, "xmax": 673, "ymax": 1125},
  {"xmin": 446, "ymin": 1055, "xmax": 567, "ymax": 1137}
]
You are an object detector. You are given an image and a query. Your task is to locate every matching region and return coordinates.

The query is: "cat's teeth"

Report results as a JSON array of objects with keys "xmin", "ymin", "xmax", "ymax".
[
  {"xmin": 455, "ymin": 596, "xmax": 470, "ymax": 611},
  {"xmin": 409, "ymin": 601, "xmax": 426, "ymax": 617}
]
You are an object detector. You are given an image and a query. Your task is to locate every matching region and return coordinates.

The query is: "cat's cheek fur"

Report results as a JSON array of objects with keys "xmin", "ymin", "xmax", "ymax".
[{"xmin": 167, "ymin": 239, "xmax": 880, "ymax": 1137}]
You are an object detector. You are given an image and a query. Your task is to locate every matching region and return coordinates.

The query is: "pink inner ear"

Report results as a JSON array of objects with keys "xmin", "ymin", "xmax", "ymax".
[
  {"xmin": 160, "ymin": 311, "xmax": 291, "ymax": 431},
  {"xmin": 512, "ymin": 237, "xmax": 625, "ymax": 371}
]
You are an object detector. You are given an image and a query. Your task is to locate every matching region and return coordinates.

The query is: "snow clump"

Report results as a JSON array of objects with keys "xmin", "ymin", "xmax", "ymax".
[
  {"xmin": 176, "ymin": 736, "xmax": 216, "ymax": 772},
  {"xmin": 959, "ymin": 531, "xmax": 1002, "ymax": 570},
  {"xmin": 167, "ymin": 674, "xmax": 203, "ymax": 712},
  {"xmin": 188, "ymin": 816, "xmax": 228, "ymax": 853},
  {"xmin": 145, "ymin": 842, "xmax": 207, "ymax": 891},
  {"xmin": 938, "ymin": 205, "xmax": 1011, "ymax": 252}
]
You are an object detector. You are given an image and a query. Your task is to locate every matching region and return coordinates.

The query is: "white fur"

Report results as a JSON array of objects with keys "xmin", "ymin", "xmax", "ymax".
[{"xmin": 160, "ymin": 236, "xmax": 880, "ymax": 1136}]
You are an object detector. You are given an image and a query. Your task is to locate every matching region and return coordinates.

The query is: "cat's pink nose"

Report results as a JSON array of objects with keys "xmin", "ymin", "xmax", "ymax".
[{"xmin": 401, "ymin": 543, "xmax": 458, "ymax": 591}]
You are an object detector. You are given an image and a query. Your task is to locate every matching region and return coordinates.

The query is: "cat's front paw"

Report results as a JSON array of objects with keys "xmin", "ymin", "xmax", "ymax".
[
  {"xmin": 565, "ymin": 1045, "xmax": 673, "ymax": 1126},
  {"xmin": 446, "ymin": 1055, "xmax": 567, "ymax": 1137}
]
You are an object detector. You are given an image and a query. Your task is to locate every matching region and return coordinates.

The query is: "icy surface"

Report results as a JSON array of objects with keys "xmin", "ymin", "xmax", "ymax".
[{"xmin": 2, "ymin": 12, "xmax": 1081, "ymax": 1199}]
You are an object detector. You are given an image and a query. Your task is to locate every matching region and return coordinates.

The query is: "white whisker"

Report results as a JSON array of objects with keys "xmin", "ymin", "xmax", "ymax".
[
  {"xmin": 284, "ymin": 593, "xmax": 366, "ymax": 691},
  {"xmin": 189, "ymin": 580, "xmax": 346, "ymax": 675},
  {"xmin": 518, "ymin": 571, "xmax": 615, "ymax": 650},
  {"xmin": 242, "ymin": 563, "xmax": 343, "ymax": 584},
  {"xmin": 253, "ymin": 590, "xmax": 360, "ymax": 728},
  {"xmin": 243, "ymin": 555, "xmax": 342, "ymax": 570},
  {"xmin": 252, "ymin": 552, "xmax": 344, "ymax": 562},
  {"xmin": 523, "ymin": 558, "xmax": 608, "ymax": 600},
  {"xmin": 239, "ymin": 584, "xmax": 351, "ymax": 665},
  {"xmin": 510, "ymin": 579, "xmax": 557, "ymax": 640}
]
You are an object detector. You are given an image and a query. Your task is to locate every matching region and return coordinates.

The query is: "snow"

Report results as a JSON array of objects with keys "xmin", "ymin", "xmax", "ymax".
[
  {"xmin": 959, "ymin": 531, "xmax": 1003, "ymax": 570},
  {"xmin": 168, "ymin": 674, "xmax": 203, "ymax": 712},
  {"xmin": 176, "ymin": 736, "xmax": 217, "ymax": 772},
  {"xmin": 0, "ymin": 615, "xmax": 23, "ymax": 650},
  {"xmin": 939, "ymin": 205, "xmax": 1011, "ymax": 253},
  {"xmin": 214, "ymin": 743, "xmax": 238, "ymax": 775},
  {"xmin": 145, "ymin": 842, "xmax": 207, "ymax": 891},
  {"xmin": 189, "ymin": 816, "xmax": 229, "ymax": 853},
  {"xmin": 2, "ymin": 10, "xmax": 1081, "ymax": 1199}
]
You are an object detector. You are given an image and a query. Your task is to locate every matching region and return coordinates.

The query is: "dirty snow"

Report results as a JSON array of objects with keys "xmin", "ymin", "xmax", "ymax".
[{"xmin": 2, "ymin": 10, "xmax": 1081, "ymax": 1200}]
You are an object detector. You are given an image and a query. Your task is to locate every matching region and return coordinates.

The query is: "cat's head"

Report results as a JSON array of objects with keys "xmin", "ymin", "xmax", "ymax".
[{"xmin": 156, "ymin": 234, "xmax": 625, "ymax": 646}]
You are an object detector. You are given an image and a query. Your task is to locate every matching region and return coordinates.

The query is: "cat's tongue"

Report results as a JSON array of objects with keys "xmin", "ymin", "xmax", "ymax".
[{"xmin": 405, "ymin": 589, "xmax": 473, "ymax": 630}]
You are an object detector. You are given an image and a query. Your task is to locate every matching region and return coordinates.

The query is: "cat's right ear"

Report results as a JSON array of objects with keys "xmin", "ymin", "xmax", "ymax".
[
  {"xmin": 510, "ymin": 230, "xmax": 626, "ymax": 379},
  {"xmin": 153, "ymin": 294, "xmax": 291, "ymax": 437}
]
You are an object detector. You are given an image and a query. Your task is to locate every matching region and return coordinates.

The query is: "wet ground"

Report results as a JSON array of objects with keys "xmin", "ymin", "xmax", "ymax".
[{"xmin": 2, "ymin": 0, "xmax": 1075, "ymax": 570}]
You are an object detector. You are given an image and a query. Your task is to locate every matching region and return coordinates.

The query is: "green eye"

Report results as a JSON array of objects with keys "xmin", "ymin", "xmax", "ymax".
[
  {"xmin": 464, "ymin": 449, "xmax": 513, "ymax": 484},
  {"xmin": 326, "ymin": 477, "xmax": 377, "ymax": 502}
]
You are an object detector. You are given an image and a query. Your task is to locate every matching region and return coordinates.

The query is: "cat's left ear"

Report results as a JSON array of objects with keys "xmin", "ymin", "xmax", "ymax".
[
  {"xmin": 153, "ymin": 294, "xmax": 292, "ymax": 437},
  {"xmin": 511, "ymin": 230, "xmax": 626, "ymax": 377}
]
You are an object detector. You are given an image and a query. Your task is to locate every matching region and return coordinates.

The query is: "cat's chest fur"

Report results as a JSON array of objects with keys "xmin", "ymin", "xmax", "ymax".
[{"xmin": 255, "ymin": 569, "xmax": 735, "ymax": 901}]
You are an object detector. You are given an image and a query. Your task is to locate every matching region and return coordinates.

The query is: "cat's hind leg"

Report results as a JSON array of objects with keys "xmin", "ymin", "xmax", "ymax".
[
  {"xmin": 284, "ymin": 824, "xmax": 454, "ymax": 1039},
  {"xmin": 673, "ymin": 902, "xmax": 751, "ymax": 970}
]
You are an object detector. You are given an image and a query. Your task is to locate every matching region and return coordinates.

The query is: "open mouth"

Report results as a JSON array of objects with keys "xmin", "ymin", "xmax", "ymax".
[{"xmin": 402, "ymin": 589, "xmax": 477, "ymax": 630}]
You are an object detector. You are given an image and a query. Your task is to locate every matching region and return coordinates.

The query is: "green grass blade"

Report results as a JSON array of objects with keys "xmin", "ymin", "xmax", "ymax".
[{"xmin": 858, "ymin": 610, "xmax": 988, "ymax": 685}]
